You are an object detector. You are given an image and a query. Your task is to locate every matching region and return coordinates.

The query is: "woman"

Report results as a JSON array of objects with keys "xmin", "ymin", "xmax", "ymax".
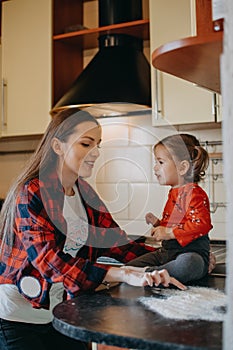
[{"xmin": 0, "ymin": 108, "xmax": 185, "ymax": 350}]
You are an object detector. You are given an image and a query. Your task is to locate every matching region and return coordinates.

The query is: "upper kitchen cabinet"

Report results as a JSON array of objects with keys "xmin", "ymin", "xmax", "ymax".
[
  {"xmin": 149, "ymin": 0, "xmax": 222, "ymax": 128},
  {"xmin": 0, "ymin": 0, "xmax": 52, "ymax": 137}
]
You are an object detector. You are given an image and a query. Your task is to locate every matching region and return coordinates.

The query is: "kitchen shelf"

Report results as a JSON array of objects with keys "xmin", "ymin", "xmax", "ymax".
[
  {"xmin": 152, "ymin": 31, "xmax": 223, "ymax": 94},
  {"xmin": 53, "ymin": 19, "xmax": 150, "ymax": 50}
]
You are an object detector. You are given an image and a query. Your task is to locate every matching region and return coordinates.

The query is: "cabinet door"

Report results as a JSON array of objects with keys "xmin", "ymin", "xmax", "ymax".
[
  {"xmin": 149, "ymin": 0, "xmax": 220, "ymax": 127},
  {"xmin": 1, "ymin": 0, "xmax": 52, "ymax": 137}
]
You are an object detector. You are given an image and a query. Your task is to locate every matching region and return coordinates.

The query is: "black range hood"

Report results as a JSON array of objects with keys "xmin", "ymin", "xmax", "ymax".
[{"xmin": 51, "ymin": 0, "xmax": 151, "ymax": 117}]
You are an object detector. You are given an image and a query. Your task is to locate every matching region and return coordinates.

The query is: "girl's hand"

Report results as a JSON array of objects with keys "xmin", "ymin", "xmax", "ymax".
[
  {"xmin": 151, "ymin": 226, "xmax": 175, "ymax": 241},
  {"xmin": 145, "ymin": 212, "xmax": 160, "ymax": 226}
]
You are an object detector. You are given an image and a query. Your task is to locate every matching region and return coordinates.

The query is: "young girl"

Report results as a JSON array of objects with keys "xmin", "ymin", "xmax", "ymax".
[{"xmin": 127, "ymin": 133, "xmax": 212, "ymax": 283}]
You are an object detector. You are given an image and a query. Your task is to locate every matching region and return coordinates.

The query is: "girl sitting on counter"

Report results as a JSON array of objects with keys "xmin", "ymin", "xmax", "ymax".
[{"xmin": 127, "ymin": 134, "xmax": 213, "ymax": 283}]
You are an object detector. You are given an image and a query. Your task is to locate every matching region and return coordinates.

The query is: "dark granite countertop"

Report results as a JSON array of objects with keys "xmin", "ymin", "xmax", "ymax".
[{"xmin": 53, "ymin": 275, "xmax": 225, "ymax": 350}]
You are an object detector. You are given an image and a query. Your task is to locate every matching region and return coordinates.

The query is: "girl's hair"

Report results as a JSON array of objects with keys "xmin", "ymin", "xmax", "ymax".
[
  {"xmin": 154, "ymin": 133, "xmax": 209, "ymax": 183},
  {"xmin": 0, "ymin": 108, "xmax": 99, "ymax": 252}
]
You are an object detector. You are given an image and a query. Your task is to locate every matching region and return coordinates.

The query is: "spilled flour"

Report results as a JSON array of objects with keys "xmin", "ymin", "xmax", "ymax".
[{"xmin": 139, "ymin": 286, "xmax": 227, "ymax": 322}]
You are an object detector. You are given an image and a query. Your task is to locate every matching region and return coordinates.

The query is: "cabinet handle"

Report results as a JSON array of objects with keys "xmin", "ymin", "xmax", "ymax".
[
  {"xmin": 1, "ymin": 79, "xmax": 7, "ymax": 127},
  {"xmin": 212, "ymin": 93, "xmax": 222, "ymax": 121},
  {"xmin": 154, "ymin": 69, "xmax": 162, "ymax": 120},
  {"xmin": 212, "ymin": 93, "xmax": 217, "ymax": 122}
]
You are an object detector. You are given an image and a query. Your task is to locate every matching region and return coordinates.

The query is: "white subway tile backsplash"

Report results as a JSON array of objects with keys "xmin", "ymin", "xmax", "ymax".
[
  {"xmin": 99, "ymin": 118, "xmax": 129, "ymax": 147},
  {"xmin": 128, "ymin": 183, "xmax": 169, "ymax": 221},
  {"xmin": 88, "ymin": 152, "xmax": 106, "ymax": 185},
  {"xmin": 100, "ymin": 146, "xmax": 152, "ymax": 183},
  {"xmin": 211, "ymin": 206, "xmax": 227, "ymax": 223},
  {"xmin": 128, "ymin": 115, "xmax": 158, "ymax": 146},
  {"xmin": 128, "ymin": 183, "xmax": 152, "ymax": 221},
  {"xmin": 96, "ymin": 183, "xmax": 129, "ymax": 220},
  {"xmin": 211, "ymin": 181, "xmax": 226, "ymax": 203},
  {"xmin": 210, "ymin": 222, "xmax": 226, "ymax": 240},
  {"xmin": 210, "ymin": 159, "xmax": 223, "ymax": 175}
]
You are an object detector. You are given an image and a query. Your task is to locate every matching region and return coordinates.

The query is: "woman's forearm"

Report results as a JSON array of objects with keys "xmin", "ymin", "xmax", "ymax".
[{"xmin": 104, "ymin": 266, "xmax": 186, "ymax": 290}]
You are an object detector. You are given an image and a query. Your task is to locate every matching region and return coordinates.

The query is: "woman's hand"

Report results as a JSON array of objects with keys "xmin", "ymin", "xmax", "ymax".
[
  {"xmin": 151, "ymin": 226, "xmax": 175, "ymax": 241},
  {"xmin": 140, "ymin": 269, "xmax": 186, "ymax": 290},
  {"xmin": 104, "ymin": 266, "xmax": 186, "ymax": 290}
]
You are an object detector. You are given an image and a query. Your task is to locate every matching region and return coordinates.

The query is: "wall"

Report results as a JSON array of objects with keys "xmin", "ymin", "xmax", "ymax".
[{"xmin": 0, "ymin": 116, "xmax": 224, "ymax": 241}]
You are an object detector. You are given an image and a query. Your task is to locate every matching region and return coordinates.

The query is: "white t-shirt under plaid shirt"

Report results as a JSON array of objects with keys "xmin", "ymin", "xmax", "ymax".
[{"xmin": 63, "ymin": 184, "xmax": 89, "ymax": 257}]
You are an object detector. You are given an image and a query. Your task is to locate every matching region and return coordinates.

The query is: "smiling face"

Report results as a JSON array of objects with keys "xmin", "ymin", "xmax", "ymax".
[
  {"xmin": 153, "ymin": 144, "xmax": 183, "ymax": 187},
  {"xmin": 53, "ymin": 121, "xmax": 102, "ymax": 190}
]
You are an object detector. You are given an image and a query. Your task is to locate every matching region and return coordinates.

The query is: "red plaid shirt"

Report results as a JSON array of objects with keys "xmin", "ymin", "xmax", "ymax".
[{"xmin": 0, "ymin": 171, "xmax": 154, "ymax": 309}]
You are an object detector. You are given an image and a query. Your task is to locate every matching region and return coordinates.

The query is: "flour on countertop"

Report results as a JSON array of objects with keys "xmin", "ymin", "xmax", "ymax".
[{"xmin": 139, "ymin": 286, "xmax": 227, "ymax": 322}]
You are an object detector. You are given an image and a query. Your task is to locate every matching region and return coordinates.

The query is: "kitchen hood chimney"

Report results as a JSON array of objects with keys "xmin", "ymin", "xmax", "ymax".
[{"xmin": 51, "ymin": 0, "xmax": 151, "ymax": 117}]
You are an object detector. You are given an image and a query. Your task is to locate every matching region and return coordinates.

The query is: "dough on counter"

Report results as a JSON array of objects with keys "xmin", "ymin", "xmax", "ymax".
[{"xmin": 139, "ymin": 286, "xmax": 226, "ymax": 322}]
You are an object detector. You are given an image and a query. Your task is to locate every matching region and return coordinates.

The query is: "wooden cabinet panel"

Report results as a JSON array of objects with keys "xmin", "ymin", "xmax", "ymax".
[{"xmin": 1, "ymin": 0, "xmax": 52, "ymax": 137}]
